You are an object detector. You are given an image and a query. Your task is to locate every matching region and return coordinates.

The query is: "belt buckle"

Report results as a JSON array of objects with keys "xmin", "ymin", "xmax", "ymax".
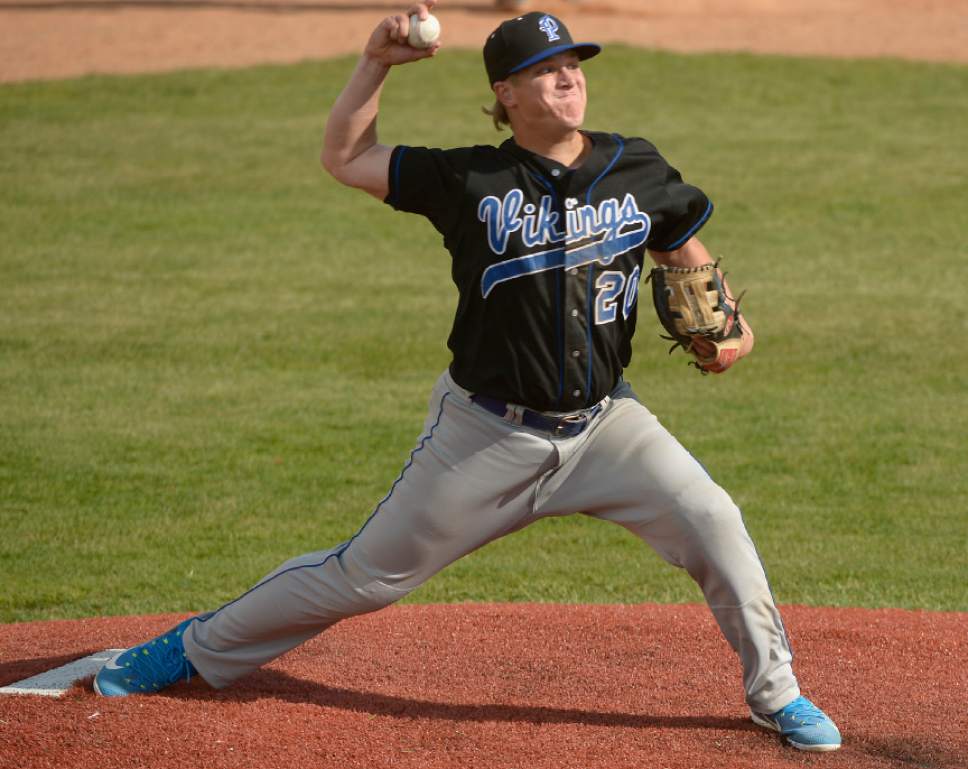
[{"xmin": 555, "ymin": 413, "xmax": 587, "ymax": 436}]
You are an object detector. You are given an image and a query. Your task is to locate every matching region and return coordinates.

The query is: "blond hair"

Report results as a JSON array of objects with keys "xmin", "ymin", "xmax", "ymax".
[{"xmin": 481, "ymin": 99, "xmax": 511, "ymax": 131}]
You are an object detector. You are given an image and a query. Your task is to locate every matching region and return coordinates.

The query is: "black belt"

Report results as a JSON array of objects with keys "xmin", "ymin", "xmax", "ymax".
[{"xmin": 470, "ymin": 394, "xmax": 603, "ymax": 437}]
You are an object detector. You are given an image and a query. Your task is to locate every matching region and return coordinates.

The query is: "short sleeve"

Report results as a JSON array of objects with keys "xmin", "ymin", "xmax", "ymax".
[
  {"xmin": 384, "ymin": 145, "xmax": 472, "ymax": 237},
  {"xmin": 631, "ymin": 141, "xmax": 713, "ymax": 252}
]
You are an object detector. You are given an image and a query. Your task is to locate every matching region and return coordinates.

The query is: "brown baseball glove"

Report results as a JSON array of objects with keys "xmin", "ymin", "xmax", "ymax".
[{"xmin": 647, "ymin": 261, "xmax": 748, "ymax": 374}]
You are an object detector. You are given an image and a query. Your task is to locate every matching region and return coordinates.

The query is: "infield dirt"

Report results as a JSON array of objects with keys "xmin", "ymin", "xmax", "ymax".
[{"xmin": 2, "ymin": 605, "xmax": 967, "ymax": 769}]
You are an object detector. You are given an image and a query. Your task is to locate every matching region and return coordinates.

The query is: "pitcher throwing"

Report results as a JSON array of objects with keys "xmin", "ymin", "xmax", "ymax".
[{"xmin": 95, "ymin": 2, "xmax": 841, "ymax": 753}]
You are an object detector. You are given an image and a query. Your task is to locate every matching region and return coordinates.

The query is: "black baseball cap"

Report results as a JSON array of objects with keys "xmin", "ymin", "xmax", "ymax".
[{"xmin": 483, "ymin": 11, "xmax": 601, "ymax": 85}]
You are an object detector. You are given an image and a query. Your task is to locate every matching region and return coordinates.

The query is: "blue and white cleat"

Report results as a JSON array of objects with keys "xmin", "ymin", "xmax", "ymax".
[
  {"xmin": 751, "ymin": 695, "xmax": 842, "ymax": 752},
  {"xmin": 94, "ymin": 616, "xmax": 199, "ymax": 697}
]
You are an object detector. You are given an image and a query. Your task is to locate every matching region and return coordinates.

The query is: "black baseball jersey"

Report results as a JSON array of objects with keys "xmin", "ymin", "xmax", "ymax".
[{"xmin": 386, "ymin": 131, "xmax": 712, "ymax": 413}]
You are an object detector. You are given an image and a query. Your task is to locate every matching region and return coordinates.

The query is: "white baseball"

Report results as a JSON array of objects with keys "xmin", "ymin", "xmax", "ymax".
[{"xmin": 408, "ymin": 12, "xmax": 441, "ymax": 49}]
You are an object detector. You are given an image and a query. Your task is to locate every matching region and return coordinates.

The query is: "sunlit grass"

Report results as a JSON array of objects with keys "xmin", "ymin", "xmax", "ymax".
[{"xmin": 1, "ymin": 50, "xmax": 966, "ymax": 620}]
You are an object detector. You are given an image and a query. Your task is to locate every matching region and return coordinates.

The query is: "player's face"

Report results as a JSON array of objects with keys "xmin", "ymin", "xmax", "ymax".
[{"xmin": 503, "ymin": 52, "xmax": 587, "ymax": 132}]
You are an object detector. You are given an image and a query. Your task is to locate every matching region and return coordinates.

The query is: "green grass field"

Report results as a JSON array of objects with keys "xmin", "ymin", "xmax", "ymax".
[{"xmin": 2, "ymin": 48, "xmax": 966, "ymax": 622}]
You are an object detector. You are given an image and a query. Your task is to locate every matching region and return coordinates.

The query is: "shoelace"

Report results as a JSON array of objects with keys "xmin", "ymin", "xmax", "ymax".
[
  {"xmin": 129, "ymin": 635, "xmax": 193, "ymax": 687},
  {"xmin": 776, "ymin": 699, "xmax": 826, "ymax": 726}
]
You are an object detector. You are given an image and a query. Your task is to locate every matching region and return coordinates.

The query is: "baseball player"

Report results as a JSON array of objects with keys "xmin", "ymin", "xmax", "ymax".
[{"xmin": 95, "ymin": 1, "xmax": 841, "ymax": 753}]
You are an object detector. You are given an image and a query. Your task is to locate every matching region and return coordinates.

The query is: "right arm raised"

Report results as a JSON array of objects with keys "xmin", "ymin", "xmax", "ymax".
[{"xmin": 321, "ymin": 1, "xmax": 440, "ymax": 201}]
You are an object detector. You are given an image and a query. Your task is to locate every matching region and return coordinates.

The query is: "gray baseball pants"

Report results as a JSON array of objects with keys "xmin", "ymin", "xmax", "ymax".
[{"xmin": 183, "ymin": 369, "xmax": 800, "ymax": 713}]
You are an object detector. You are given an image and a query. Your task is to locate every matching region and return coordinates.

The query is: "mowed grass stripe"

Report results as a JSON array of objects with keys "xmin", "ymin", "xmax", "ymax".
[{"xmin": 1, "ymin": 50, "xmax": 966, "ymax": 621}]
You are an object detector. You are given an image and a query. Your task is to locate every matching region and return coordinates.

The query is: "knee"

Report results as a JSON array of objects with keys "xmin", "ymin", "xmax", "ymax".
[
  {"xmin": 335, "ymin": 546, "xmax": 419, "ymax": 609},
  {"xmin": 670, "ymin": 481, "xmax": 767, "ymax": 588},
  {"xmin": 636, "ymin": 480, "xmax": 747, "ymax": 566},
  {"xmin": 674, "ymin": 480, "xmax": 745, "ymax": 536}
]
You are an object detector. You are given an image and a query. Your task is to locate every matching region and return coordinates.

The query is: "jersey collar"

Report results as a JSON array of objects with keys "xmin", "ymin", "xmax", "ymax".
[{"xmin": 500, "ymin": 131, "xmax": 619, "ymax": 193}]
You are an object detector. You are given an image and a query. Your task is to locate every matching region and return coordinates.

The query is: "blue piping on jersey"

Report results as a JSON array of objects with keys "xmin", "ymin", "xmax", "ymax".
[
  {"xmin": 555, "ymin": 269, "xmax": 564, "ymax": 406},
  {"xmin": 526, "ymin": 169, "xmax": 565, "ymax": 407},
  {"xmin": 527, "ymin": 168, "xmax": 556, "ymax": 196},
  {"xmin": 584, "ymin": 268, "xmax": 595, "ymax": 403},
  {"xmin": 390, "ymin": 146, "xmax": 408, "ymax": 208},
  {"xmin": 587, "ymin": 134, "xmax": 625, "ymax": 200},
  {"xmin": 196, "ymin": 391, "xmax": 451, "ymax": 625},
  {"xmin": 660, "ymin": 199, "xmax": 713, "ymax": 251},
  {"xmin": 583, "ymin": 135, "xmax": 625, "ymax": 405}
]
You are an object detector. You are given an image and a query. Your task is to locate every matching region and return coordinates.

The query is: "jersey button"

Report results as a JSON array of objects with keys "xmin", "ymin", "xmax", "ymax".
[
  {"xmin": 572, "ymin": 388, "xmax": 581, "ymax": 397},
  {"xmin": 570, "ymin": 309, "xmax": 579, "ymax": 317},
  {"xmin": 551, "ymin": 168, "xmax": 561, "ymax": 177},
  {"xmin": 572, "ymin": 350, "xmax": 580, "ymax": 358}
]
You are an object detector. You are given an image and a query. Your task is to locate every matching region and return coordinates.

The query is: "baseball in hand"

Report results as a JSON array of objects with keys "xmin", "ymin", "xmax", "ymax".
[{"xmin": 408, "ymin": 12, "xmax": 441, "ymax": 49}]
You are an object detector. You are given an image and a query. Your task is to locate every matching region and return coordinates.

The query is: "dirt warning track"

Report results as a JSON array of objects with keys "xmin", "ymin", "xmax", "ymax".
[
  {"xmin": 2, "ymin": 0, "xmax": 967, "ymax": 83},
  {"xmin": 1, "ymin": 604, "xmax": 966, "ymax": 769}
]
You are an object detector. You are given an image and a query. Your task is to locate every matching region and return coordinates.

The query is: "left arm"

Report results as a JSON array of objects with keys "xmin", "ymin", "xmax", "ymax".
[
  {"xmin": 647, "ymin": 235, "xmax": 715, "ymax": 270},
  {"xmin": 648, "ymin": 236, "xmax": 755, "ymax": 362}
]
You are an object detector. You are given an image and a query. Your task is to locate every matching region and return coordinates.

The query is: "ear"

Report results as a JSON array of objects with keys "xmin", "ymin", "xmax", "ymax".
[{"xmin": 493, "ymin": 80, "xmax": 517, "ymax": 109}]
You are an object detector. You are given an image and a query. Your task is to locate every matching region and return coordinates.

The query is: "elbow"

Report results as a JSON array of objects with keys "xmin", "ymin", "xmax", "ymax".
[
  {"xmin": 738, "ymin": 316, "xmax": 755, "ymax": 357},
  {"xmin": 321, "ymin": 151, "xmax": 354, "ymax": 188},
  {"xmin": 321, "ymin": 148, "xmax": 359, "ymax": 188},
  {"xmin": 320, "ymin": 148, "xmax": 341, "ymax": 179}
]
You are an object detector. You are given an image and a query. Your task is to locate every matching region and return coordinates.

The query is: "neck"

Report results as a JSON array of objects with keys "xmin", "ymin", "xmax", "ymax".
[{"xmin": 512, "ymin": 127, "xmax": 588, "ymax": 168}]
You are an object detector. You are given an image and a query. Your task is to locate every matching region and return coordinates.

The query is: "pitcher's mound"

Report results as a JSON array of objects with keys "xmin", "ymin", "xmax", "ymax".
[{"xmin": 1, "ymin": 603, "xmax": 965, "ymax": 768}]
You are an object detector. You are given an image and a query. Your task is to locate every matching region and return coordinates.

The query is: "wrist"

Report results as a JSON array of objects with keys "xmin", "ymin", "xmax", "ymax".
[
  {"xmin": 359, "ymin": 51, "xmax": 393, "ymax": 75},
  {"xmin": 357, "ymin": 48, "xmax": 393, "ymax": 71}
]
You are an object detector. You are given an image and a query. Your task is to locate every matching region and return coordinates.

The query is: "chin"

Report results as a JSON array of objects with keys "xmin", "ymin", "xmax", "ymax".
[{"xmin": 558, "ymin": 110, "xmax": 586, "ymax": 130}]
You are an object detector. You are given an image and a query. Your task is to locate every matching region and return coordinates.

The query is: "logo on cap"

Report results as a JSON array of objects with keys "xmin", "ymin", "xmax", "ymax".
[{"xmin": 537, "ymin": 15, "xmax": 560, "ymax": 42}]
